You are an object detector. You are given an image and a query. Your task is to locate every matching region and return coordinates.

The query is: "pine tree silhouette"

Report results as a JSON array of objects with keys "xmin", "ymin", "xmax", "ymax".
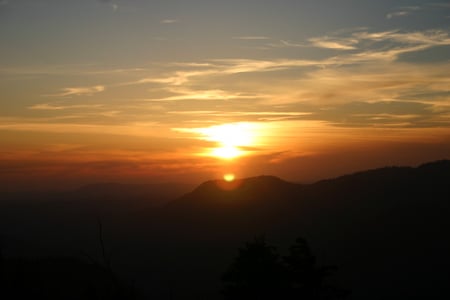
[
  {"xmin": 222, "ymin": 236, "xmax": 349, "ymax": 299},
  {"xmin": 221, "ymin": 236, "xmax": 288, "ymax": 299}
]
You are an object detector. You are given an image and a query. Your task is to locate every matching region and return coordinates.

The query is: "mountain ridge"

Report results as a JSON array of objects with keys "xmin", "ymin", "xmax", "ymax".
[
  {"xmin": 169, "ymin": 159, "xmax": 449, "ymax": 208},
  {"xmin": 1, "ymin": 159, "xmax": 449, "ymax": 299}
]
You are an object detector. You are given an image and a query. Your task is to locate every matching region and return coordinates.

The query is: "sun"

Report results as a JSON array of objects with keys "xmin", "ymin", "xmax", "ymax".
[
  {"xmin": 200, "ymin": 123, "xmax": 255, "ymax": 160},
  {"xmin": 223, "ymin": 173, "xmax": 235, "ymax": 182},
  {"xmin": 174, "ymin": 122, "xmax": 263, "ymax": 160}
]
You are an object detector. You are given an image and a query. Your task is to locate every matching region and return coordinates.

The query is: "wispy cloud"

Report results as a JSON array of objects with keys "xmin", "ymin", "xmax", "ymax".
[
  {"xmin": 386, "ymin": 6, "xmax": 420, "ymax": 19},
  {"xmin": 308, "ymin": 36, "xmax": 358, "ymax": 50},
  {"xmin": 122, "ymin": 28, "xmax": 449, "ymax": 110},
  {"xmin": 168, "ymin": 110, "xmax": 313, "ymax": 122},
  {"xmin": 133, "ymin": 70, "xmax": 217, "ymax": 86},
  {"xmin": 354, "ymin": 29, "xmax": 450, "ymax": 45},
  {"xmin": 161, "ymin": 19, "xmax": 179, "ymax": 24},
  {"xmin": 16, "ymin": 27, "xmax": 448, "ymax": 131},
  {"xmin": 46, "ymin": 85, "xmax": 105, "ymax": 97},
  {"xmin": 147, "ymin": 28, "xmax": 448, "ymax": 80},
  {"xmin": 267, "ymin": 40, "xmax": 305, "ymax": 48},
  {"xmin": 386, "ymin": 11, "xmax": 410, "ymax": 19},
  {"xmin": 28, "ymin": 103, "xmax": 103, "ymax": 110},
  {"xmin": 152, "ymin": 88, "xmax": 266, "ymax": 102},
  {"xmin": 0, "ymin": 117, "xmax": 162, "ymax": 137}
]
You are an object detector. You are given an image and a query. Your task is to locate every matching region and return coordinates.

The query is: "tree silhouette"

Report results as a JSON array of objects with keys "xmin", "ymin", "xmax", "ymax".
[
  {"xmin": 283, "ymin": 237, "xmax": 348, "ymax": 299},
  {"xmin": 221, "ymin": 236, "xmax": 288, "ymax": 299},
  {"xmin": 222, "ymin": 236, "xmax": 348, "ymax": 299}
]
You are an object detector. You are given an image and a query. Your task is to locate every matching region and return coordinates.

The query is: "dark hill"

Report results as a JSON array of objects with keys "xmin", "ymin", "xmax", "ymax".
[
  {"xmin": 168, "ymin": 175, "xmax": 300, "ymax": 210},
  {"xmin": 158, "ymin": 160, "xmax": 450, "ymax": 299},
  {"xmin": 1, "ymin": 160, "xmax": 449, "ymax": 299}
]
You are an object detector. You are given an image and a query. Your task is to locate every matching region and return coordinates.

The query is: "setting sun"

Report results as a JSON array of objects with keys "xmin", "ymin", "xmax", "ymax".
[{"xmin": 223, "ymin": 173, "xmax": 235, "ymax": 182}]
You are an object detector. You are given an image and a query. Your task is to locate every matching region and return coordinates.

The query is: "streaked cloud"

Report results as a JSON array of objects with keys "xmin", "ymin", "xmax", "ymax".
[
  {"xmin": 111, "ymin": 28, "xmax": 448, "ymax": 130},
  {"xmin": 267, "ymin": 40, "xmax": 305, "ymax": 48},
  {"xmin": 354, "ymin": 29, "xmax": 450, "ymax": 46},
  {"xmin": 308, "ymin": 36, "xmax": 358, "ymax": 50},
  {"xmin": 28, "ymin": 103, "xmax": 103, "ymax": 110},
  {"xmin": 386, "ymin": 11, "xmax": 409, "ymax": 19},
  {"xmin": 161, "ymin": 19, "xmax": 179, "ymax": 24},
  {"xmin": 46, "ymin": 85, "xmax": 105, "ymax": 97},
  {"xmin": 1, "ymin": 0, "xmax": 449, "ymax": 186},
  {"xmin": 132, "ymin": 28, "xmax": 449, "ymax": 86},
  {"xmin": 386, "ymin": 6, "xmax": 420, "ymax": 19},
  {"xmin": 0, "ymin": 117, "xmax": 162, "ymax": 137},
  {"xmin": 151, "ymin": 88, "xmax": 265, "ymax": 102}
]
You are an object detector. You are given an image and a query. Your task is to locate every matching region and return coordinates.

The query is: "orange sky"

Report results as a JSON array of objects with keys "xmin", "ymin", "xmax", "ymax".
[{"xmin": 1, "ymin": 1, "xmax": 449, "ymax": 191}]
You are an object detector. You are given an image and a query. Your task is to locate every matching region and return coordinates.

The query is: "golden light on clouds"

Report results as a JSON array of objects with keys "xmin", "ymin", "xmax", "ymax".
[
  {"xmin": 202, "ymin": 123, "xmax": 254, "ymax": 159},
  {"xmin": 176, "ymin": 122, "xmax": 264, "ymax": 160},
  {"xmin": 1, "ymin": 0, "xmax": 449, "ymax": 189},
  {"xmin": 212, "ymin": 146, "xmax": 242, "ymax": 160}
]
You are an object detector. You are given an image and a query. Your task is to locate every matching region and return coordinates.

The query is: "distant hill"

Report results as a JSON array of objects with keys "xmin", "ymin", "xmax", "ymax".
[
  {"xmin": 1, "ymin": 160, "xmax": 449, "ymax": 299},
  {"xmin": 1, "ymin": 182, "xmax": 194, "ymax": 206},
  {"xmin": 165, "ymin": 160, "xmax": 449, "ymax": 229},
  {"xmin": 159, "ymin": 160, "xmax": 450, "ymax": 299},
  {"xmin": 74, "ymin": 182, "xmax": 194, "ymax": 205}
]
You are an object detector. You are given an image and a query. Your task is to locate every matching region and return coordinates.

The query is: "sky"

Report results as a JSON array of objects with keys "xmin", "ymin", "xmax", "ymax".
[{"xmin": 1, "ymin": 0, "xmax": 449, "ymax": 190}]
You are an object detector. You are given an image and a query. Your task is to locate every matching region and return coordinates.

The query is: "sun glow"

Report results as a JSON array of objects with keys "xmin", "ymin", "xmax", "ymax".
[
  {"xmin": 212, "ymin": 146, "xmax": 242, "ymax": 160},
  {"xmin": 174, "ymin": 122, "xmax": 267, "ymax": 160},
  {"xmin": 223, "ymin": 173, "xmax": 235, "ymax": 182},
  {"xmin": 200, "ymin": 123, "xmax": 256, "ymax": 160}
]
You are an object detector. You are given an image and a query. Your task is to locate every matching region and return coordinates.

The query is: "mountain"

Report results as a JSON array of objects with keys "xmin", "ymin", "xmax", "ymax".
[
  {"xmin": 158, "ymin": 160, "xmax": 450, "ymax": 299},
  {"xmin": 1, "ymin": 160, "xmax": 449, "ymax": 299},
  {"xmin": 1, "ymin": 182, "xmax": 194, "ymax": 206}
]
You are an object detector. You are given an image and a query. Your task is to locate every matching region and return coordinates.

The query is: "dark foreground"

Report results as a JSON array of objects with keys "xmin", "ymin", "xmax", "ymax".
[{"xmin": 1, "ymin": 160, "xmax": 449, "ymax": 299}]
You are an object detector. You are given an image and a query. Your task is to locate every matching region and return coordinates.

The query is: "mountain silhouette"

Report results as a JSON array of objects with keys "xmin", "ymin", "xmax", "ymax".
[
  {"xmin": 159, "ymin": 160, "xmax": 450, "ymax": 299},
  {"xmin": 1, "ymin": 160, "xmax": 449, "ymax": 299}
]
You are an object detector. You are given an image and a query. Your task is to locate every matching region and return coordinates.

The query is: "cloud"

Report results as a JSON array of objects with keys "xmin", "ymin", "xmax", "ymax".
[
  {"xmin": 167, "ymin": 110, "xmax": 312, "ymax": 122},
  {"xmin": 0, "ymin": 65, "xmax": 146, "ymax": 77},
  {"xmin": 133, "ymin": 70, "xmax": 216, "ymax": 86},
  {"xmin": 17, "ymin": 27, "xmax": 447, "ymax": 131},
  {"xmin": 0, "ymin": 0, "xmax": 8, "ymax": 6},
  {"xmin": 308, "ymin": 36, "xmax": 358, "ymax": 50},
  {"xmin": 269, "ymin": 37, "xmax": 358, "ymax": 50},
  {"xmin": 151, "ymin": 88, "xmax": 266, "ymax": 102},
  {"xmin": 123, "ymin": 29, "xmax": 450, "ymax": 99},
  {"xmin": 161, "ymin": 19, "xmax": 179, "ymax": 24},
  {"xmin": 386, "ymin": 5, "xmax": 421, "ymax": 19},
  {"xmin": 354, "ymin": 29, "xmax": 450, "ymax": 45},
  {"xmin": 124, "ymin": 28, "xmax": 449, "ymax": 108},
  {"xmin": 46, "ymin": 85, "xmax": 105, "ymax": 97},
  {"xmin": 267, "ymin": 40, "xmax": 305, "ymax": 48},
  {"xmin": 0, "ymin": 117, "xmax": 162, "ymax": 137},
  {"xmin": 28, "ymin": 103, "xmax": 103, "ymax": 110},
  {"xmin": 386, "ymin": 11, "xmax": 410, "ymax": 19}
]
